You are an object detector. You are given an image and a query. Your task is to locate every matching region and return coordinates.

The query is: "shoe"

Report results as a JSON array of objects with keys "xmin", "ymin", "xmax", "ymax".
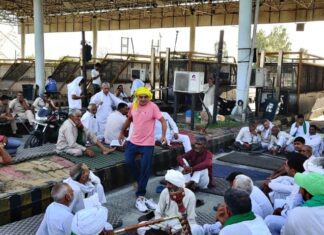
[
  {"xmin": 135, "ymin": 197, "xmax": 149, "ymax": 213},
  {"xmin": 144, "ymin": 198, "xmax": 158, "ymax": 210}
]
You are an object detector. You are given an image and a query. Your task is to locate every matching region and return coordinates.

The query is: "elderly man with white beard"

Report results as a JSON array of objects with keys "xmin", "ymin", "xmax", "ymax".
[{"xmin": 63, "ymin": 163, "xmax": 106, "ymax": 214}]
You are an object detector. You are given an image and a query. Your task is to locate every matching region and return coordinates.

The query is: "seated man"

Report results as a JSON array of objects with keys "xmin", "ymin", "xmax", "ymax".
[
  {"xmin": 155, "ymin": 112, "xmax": 192, "ymax": 153},
  {"xmin": 0, "ymin": 95, "xmax": 20, "ymax": 137},
  {"xmin": 233, "ymin": 121, "xmax": 261, "ymax": 151},
  {"xmin": 71, "ymin": 206, "xmax": 113, "ymax": 235},
  {"xmin": 306, "ymin": 125, "xmax": 323, "ymax": 157},
  {"xmin": 9, "ymin": 91, "xmax": 35, "ymax": 126},
  {"xmin": 32, "ymin": 92, "xmax": 58, "ymax": 117},
  {"xmin": 81, "ymin": 103, "xmax": 100, "ymax": 139},
  {"xmin": 104, "ymin": 103, "xmax": 129, "ymax": 144},
  {"xmin": 302, "ymin": 145, "xmax": 324, "ymax": 173},
  {"xmin": 56, "ymin": 109, "xmax": 114, "ymax": 157},
  {"xmin": 205, "ymin": 188, "xmax": 271, "ymax": 235},
  {"xmin": 268, "ymin": 126, "xmax": 293, "ymax": 155},
  {"xmin": 176, "ymin": 136, "xmax": 212, "ymax": 190},
  {"xmin": 257, "ymin": 119, "xmax": 273, "ymax": 149},
  {"xmin": 232, "ymin": 175, "xmax": 270, "ymax": 219},
  {"xmin": 63, "ymin": 163, "xmax": 106, "ymax": 213},
  {"xmin": 138, "ymin": 170, "xmax": 203, "ymax": 235},
  {"xmin": 289, "ymin": 114, "xmax": 310, "ymax": 138},
  {"xmin": 36, "ymin": 183, "xmax": 74, "ymax": 235},
  {"xmin": 282, "ymin": 172, "xmax": 324, "ymax": 235}
]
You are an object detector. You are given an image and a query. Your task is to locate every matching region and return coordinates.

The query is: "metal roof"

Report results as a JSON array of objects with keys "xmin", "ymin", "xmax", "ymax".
[{"xmin": 0, "ymin": 0, "xmax": 323, "ymax": 33}]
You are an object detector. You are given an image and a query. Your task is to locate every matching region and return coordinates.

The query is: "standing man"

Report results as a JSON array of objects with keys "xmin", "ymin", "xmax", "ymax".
[
  {"xmin": 118, "ymin": 87, "xmax": 167, "ymax": 212},
  {"xmin": 91, "ymin": 63, "xmax": 102, "ymax": 94},
  {"xmin": 67, "ymin": 76, "xmax": 85, "ymax": 110},
  {"xmin": 130, "ymin": 74, "xmax": 144, "ymax": 97},
  {"xmin": 90, "ymin": 82, "xmax": 126, "ymax": 138},
  {"xmin": 36, "ymin": 183, "xmax": 74, "ymax": 235}
]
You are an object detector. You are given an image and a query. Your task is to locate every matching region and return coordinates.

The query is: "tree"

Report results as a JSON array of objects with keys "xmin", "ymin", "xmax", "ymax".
[{"xmin": 256, "ymin": 26, "xmax": 292, "ymax": 52}]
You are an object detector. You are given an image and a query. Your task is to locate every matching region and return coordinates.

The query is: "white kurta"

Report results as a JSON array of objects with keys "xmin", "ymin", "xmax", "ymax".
[
  {"xmin": 202, "ymin": 84, "xmax": 215, "ymax": 110},
  {"xmin": 155, "ymin": 112, "xmax": 192, "ymax": 152},
  {"xmin": 91, "ymin": 69, "xmax": 101, "ymax": 86},
  {"xmin": 306, "ymin": 134, "xmax": 323, "ymax": 157},
  {"xmin": 154, "ymin": 188, "xmax": 203, "ymax": 235},
  {"xmin": 36, "ymin": 202, "xmax": 73, "ymax": 235},
  {"xmin": 219, "ymin": 215, "xmax": 271, "ymax": 235},
  {"xmin": 250, "ymin": 186, "xmax": 273, "ymax": 218},
  {"xmin": 130, "ymin": 79, "xmax": 144, "ymax": 96},
  {"xmin": 235, "ymin": 127, "xmax": 260, "ymax": 144},
  {"xmin": 63, "ymin": 171, "xmax": 106, "ymax": 214},
  {"xmin": 67, "ymin": 76, "xmax": 83, "ymax": 110},
  {"xmin": 268, "ymin": 131, "xmax": 293, "ymax": 150},
  {"xmin": 81, "ymin": 111, "xmax": 99, "ymax": 137},
  {"xmin": 90, "ymin": 91, "xmax": 125, "ymax": 137},
  {"xmin": 268, "ymin": 176, "xmax": 296, "ymax": 204},
  {"xmin": 289, "ymin": 121, "xmax": 310, "ymax": 138},
  {"xmin": 257, "ymin": 122, "xmax": 273, "ymax": 148},
  {"xmin": 282, "ymin": 206, "xmax": 324, "ymax": 235},
  {"xmin": 104, "ymin": 111, "xmax": 127, "ymax": 144}
]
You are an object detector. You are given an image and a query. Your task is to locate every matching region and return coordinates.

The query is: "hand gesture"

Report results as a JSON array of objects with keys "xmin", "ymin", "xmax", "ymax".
[
  {"xmin": 118, "ymin": 132, "xmax": 125, "ymax": 145},
  {"xmin": 216, "ymin": 203, "xmax": 229, "ymax": 224},
  {"xmin": 182, "ymin": 166, "xmax": 192, "ymax": 174},
  {"xmin": 160, "ymin": 136, "xmax": 167, "ymax": 145}
]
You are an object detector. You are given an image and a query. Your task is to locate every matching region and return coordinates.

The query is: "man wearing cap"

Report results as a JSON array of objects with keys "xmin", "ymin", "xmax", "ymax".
[
  {"xmin": 71, "ymin": 205, "xmax": 114, "ymax": 235},
  {"xmin": 64, "ymin": 163, "xmax": 106, "ymax": 214},
  {"xmin": 119, "ymin": 87, "xmax": 167, "ymax": 212},
  {"xmin": 36, "ymin": 183, "xmax": 74, "ymax": 235},
  {"xmin": 56, "ymin": 109, "xmax": 115, "ymax": 157},
  {"xmin": 176, "ymin": 136, "xmax": 213, "ymax": 191},
  {"xmin": 138, "ymin": 170, "xmax": 203, "ymax": 235},
  {"xmin": 282, "ymin": 172, "xmax": 324, "ymax": 235}
]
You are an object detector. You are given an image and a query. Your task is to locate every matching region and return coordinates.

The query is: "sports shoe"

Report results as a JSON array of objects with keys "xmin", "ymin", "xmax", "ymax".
[
  {"xmin": 135, "ymin": 197, "xmax": 149, "ymax": 213},
  {"xmin": 144, "ymin": 198, "xmax": 158, "ymax": 210}
]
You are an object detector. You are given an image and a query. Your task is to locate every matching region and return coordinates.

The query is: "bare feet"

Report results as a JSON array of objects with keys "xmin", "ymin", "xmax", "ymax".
[{"xmin": 102, "ymin": 147, "xmax": 116, "ymax": 155}]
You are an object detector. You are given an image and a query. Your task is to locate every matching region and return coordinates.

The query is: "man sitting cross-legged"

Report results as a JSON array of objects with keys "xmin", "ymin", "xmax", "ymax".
[
  {"xmin": 56, "ymin": 109, "xmax": 115, "ymax": 157},
  {"xmin": 138, "ymin": 170, "xmax": 204, "ymax": 235},
  {"xmin": 36, "ymin": 183, "xmax": 74, "ymax": 235},
  {"xmin": 233, "ymin": 121, "xmax": 261, "ymax": 151},
  {"xmin": 63, "ymin": 163, "xmax": 106, "ymax": 213},
  {"xmin": 176, "ymin": 136, "xmax": 212, "ymax": 191},
  {"xmin": 268, "ymin": 125, "xmax": 293, "ymax": 155},
  {"xmin": 155, "ymin": 111, "xmax": 192, "ymax": 153}
]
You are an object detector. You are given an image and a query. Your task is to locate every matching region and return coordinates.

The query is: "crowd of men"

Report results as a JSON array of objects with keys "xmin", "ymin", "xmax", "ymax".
[{"xmin": 1, "ymin": 71, "xmax": 324, "ymax": 235}]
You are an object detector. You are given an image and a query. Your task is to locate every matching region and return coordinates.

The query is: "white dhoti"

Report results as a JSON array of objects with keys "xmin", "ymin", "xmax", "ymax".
[{"xmin": 180, "ymin": 168, "xmax": 209, "ymax": 189}]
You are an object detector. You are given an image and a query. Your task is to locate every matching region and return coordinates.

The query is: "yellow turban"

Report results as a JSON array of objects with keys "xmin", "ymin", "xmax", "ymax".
[{"xmin": 133, "ymin": 87, "xmax": 153, "ymax": 110}]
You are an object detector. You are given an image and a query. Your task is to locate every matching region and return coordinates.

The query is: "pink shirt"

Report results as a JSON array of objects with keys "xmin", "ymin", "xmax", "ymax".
[{"xmin": 129, "ymin": 101, "xmax": 162, "ymax": 146}]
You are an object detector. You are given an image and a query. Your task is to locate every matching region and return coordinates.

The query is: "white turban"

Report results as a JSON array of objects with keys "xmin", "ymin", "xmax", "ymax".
[
  {"xmin": 165, "ymin": 169, "xmax": 185, "ymax": 188},
  {"xmin": 71, "ymin": 206, "xmax": 109, "ymax": 235}
]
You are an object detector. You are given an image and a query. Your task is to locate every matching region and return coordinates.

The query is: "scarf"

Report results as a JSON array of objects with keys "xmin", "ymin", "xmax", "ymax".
[
  {"xmin": 302, "ymin": 195, "xmax": 324, "ymax": 207},
  {"xmin": 223, "ymin": 211, "xmax": 256, "ymax": 227},
  {"xmin": 76, "ymin": 128, "xmax": 85, "ymax": 146}
]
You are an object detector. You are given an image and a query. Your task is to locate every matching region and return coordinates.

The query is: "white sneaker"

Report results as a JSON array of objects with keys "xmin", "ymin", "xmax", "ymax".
[
  {"xmin": 144, "ymin": 198, "xmax": 157, "ymax": 210},
  {"xmin": 135, "ymin": 197, "xmax": 149, "ymax": 213}
]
